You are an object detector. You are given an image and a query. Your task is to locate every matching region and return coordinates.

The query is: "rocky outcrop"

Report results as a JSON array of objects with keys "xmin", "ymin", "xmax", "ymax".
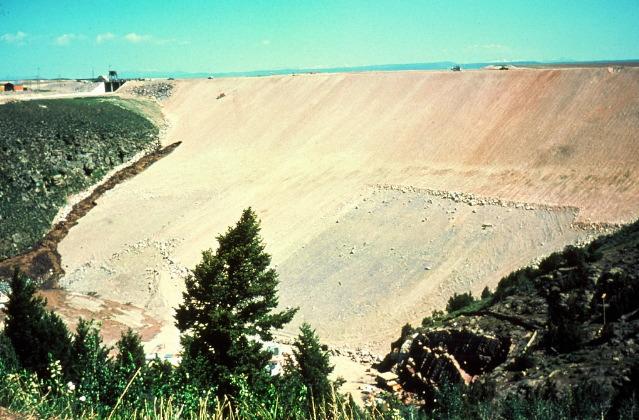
[
  {"xmin": 378, "ymin": 220, "xmax": 639, "ymax": 408},
  {"xmin": 378, "ymin": 329, "xmax": 510, "ymax": 398},
  {"xmin": 0, "ymin": 98, "xmax": 159, "ymax": 261}
]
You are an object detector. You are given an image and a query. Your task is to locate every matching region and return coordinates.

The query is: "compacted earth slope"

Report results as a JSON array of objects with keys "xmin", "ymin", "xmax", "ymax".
[{"xmin": 56, "ymin": 67, "xmax": 639, "ymax": 351}]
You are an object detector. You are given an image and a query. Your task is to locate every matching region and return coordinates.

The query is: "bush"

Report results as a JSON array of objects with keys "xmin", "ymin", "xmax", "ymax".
[
  {"xmin": 68, "ymin": 319, "xmax": 114, "ymax": 406},
  {"xmin": 422, "ymin": 310, "xmax": 445, "ymax": 328},
  {"xmin": 115, "ymin": 328, "xmax": 145, "ymax": 375},
  {"xmin": 481, "ymin": 286, "xmax": 493, "ymax": 300},
  {"xmin": 538, "ymin": 251, "xmax": 564, "ymax": 274},
  {"xmin": 446, "ymin": 292, "xmax": 475, "ymax": 313},
  {"xmin": 493, "ymin": 267, "xmax": 536, "ymax": 302},
  {"xmin": 292, "ymin": 323, "xmax": 335, "ymax": 404},
  {"xmin": 0, "ymin": 332, "xmax": 19, "ymax": 373},
  {"xmin": 3, "ymin": 271, "xmax": 72, "ymax": 378}
]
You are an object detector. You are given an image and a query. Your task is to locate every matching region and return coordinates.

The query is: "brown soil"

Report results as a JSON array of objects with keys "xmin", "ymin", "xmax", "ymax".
[
  {"xmin": 0, "ymin": 407, "xmax": 32, "ymax": 420},
  {"xmin": 38, "ymin": 289, "xmax": 164, "ymax": 347}
]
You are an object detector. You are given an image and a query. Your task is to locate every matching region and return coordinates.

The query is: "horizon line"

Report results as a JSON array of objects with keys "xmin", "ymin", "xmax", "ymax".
[{"xmin": 3, "ymin": 58, "xmax": 639, "ymax": 81}]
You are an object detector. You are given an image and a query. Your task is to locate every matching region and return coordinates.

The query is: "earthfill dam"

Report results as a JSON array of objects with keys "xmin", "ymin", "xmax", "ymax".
[{"xmin": 54, "ymin": 67, "xmax": 639, "ymax": 352}]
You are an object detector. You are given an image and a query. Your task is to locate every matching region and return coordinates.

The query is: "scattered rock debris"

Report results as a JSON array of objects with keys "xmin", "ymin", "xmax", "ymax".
[{"xmin": 130, "ymin": 82, "xmax": 174, "ymax": 101}]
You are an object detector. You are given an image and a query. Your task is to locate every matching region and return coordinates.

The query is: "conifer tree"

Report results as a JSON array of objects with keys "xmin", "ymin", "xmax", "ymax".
[
  {"xmin": 3, "ymin": 271, "xmax": 71, "ymax": 378},
  {"xmin": 69, "ymin": 319, "xmax": 113, "ymax": 404},
  {"xmin": 292, "ymin": 323, "xmax": 335, "ymax": 403},
  {"xmin": 175, "ymin": 208, "xmax": 297, "ymax": 395},
  {"xmin": 113, "ymin": 328, "xmax": 147, "ymax": 406},
  {"xmin": 115, "ymin": 328, "xmax": 146, "ymax": 373},
  {"xmin": 0, "ymin": 331, "xmax": 19, "ymax": 372}
]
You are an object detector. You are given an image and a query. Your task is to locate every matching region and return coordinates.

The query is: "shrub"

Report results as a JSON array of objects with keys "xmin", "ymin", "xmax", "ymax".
[
  {"xmin": 422, "ymin": 310, "xmax": 445, "ymax": 328},
  {"xmin": 3, "ymin": 271, "xmax": 72, "ymax": 378},
  {"xmin": 68, "ymin": 319, "xmax": 114, "ymax": 406},
  {"xmin": 481, "ymin": 286, "xmax": 493, "ymax": 300},
  {"xmin": 538, "ymin": 251, "xmax": 564, "ymax": 274},
  {"xmin": 0, "ymin": 332, "xmax": 19, "ymax": 373},
  {"xmin": 493, "ymin": 267, "xmax": 536, "ymax": 302},
  {"xmin": 292, "ymin": 323, "xmax": 335, "ymax": 404},
  {"xmin": 115, "ymin": 328, "xmax": 145, "ymax": 374},
  {"xmin": 446, "ymin": 292, "xmax": 475, "ymax": 313}
]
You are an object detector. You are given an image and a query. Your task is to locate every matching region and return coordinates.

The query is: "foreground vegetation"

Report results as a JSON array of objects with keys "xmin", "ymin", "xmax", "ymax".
[
  {"xmin": 0, "ymin": 209, "xmax": 639, "ymax": 419},
  {"xmin": 1, "ymin": 209, "xmax": 638, "ymax": 418},
  {"xmin": 0, "ymin": 209, "xmax": 378, "ymax": 419},
  {"xmin": 0, "ymin": 97, "xmax": 159, "ymax": 259}
]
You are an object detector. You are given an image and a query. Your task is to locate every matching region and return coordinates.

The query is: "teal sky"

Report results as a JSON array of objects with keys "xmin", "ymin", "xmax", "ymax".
[{"xmin": 1, "ymin": 0, "xmax": 639, "ymax": 79}]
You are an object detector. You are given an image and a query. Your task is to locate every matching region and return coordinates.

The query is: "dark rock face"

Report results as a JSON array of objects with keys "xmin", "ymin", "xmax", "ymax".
[
  {"xmin": 379, "ymin": 221, "xmax": 639, "ymax": 409},
  {"xmin": 381, "ymin": 329, "xmax": 510, "ymax": 397},
  {"xmin": 400, "ymin": 347, "xmax": 464, "ymax": 394},
  {"xmin": 0, "ymin": 98, "xmax": 159, "ymax": 261},
  {"xmin": 422, "ymin": 330, "xmax": 510, "ymax": 376}
]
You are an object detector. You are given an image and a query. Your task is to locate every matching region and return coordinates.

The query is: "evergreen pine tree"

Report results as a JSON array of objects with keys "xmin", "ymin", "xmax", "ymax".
[
  {"xmin": 3, "ymin": 271, "xmax": 72, "ymax": 378},
  {"xmin": 481, "ymin": 286, "xmax": 493, "ymax": 300},
  {"xmin": 292, "ymin": 323, "xmax": 335, "ymax": 403},
  {"xmin": 175, "ymin": 208, "xmax": 297, "ymax": 395},
  {"xmin": 0, "ymin": 331, "xmax": 19, "ymax": 372},
  {"xmin": 115, "ymin": 328, "xmax": 146, "ymax": 373},
  {"xmin": 69, "ymin": 319, "xmax": 114, "ymax": 405},
  {"xmin": 113, "ymin": 328, "xmax": 147, "ymax": 407}
]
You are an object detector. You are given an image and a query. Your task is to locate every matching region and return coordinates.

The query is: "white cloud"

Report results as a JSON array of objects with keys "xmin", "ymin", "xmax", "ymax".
[
  {"xmin": 124, "ymin": 32, "xmax": 152, "ymax": 43},
  {"xmin": 55, "ymin": 33, "xmax": 80, "ymax": 46},
  {"xmin": 96, "ymin": 32, "xmax": 116, "ymax": 43},
  {"xmin": 1, "ymin": 31, "xmax": 26, "ymax": 44},
  {"xmin": 93, "ymin": 32, "xmax": 187, "ymax": 46},
  {"xmin": 261, "ymin": 39, "xmax": 271, "ymax": 46}
]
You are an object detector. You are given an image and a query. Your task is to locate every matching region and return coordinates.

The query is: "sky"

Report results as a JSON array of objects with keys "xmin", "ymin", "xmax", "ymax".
[{"xmin": 1, "ymin": 0, "xmax": 639, "ymax": 79}]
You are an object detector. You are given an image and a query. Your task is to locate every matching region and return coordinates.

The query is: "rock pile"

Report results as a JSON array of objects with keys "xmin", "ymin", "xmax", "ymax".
[
  {"xmin": 130, "ymin": 82, "xmax": 174, "ymax": 101},
  {"xmin": 329, "ymin": 346, "xmax": 383, "ymax": 364},
  {"xmin": 373, "ymin": 183, "xmax": 579, "ymax": 214}
]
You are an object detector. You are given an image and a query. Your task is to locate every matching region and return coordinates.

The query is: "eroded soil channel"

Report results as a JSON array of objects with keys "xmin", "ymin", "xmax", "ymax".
[{"xmin": 0, "ymin": 141, "xmax": 181, "ymax": 286}]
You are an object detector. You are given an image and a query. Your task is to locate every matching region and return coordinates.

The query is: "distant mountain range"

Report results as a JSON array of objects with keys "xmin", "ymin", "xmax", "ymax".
[
  {"xmin": 4, "ymin": 59, "xmax": 639, "ymax": 82},
  {"xmin": 115, "ymin": 59, "xmax": 639, "ymax": 80}
]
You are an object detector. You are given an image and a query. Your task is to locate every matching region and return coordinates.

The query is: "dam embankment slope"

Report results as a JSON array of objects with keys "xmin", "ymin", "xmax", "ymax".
[{"xmin": 57, "ymin": 67, "xmax": 639, "ymax": 350}]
